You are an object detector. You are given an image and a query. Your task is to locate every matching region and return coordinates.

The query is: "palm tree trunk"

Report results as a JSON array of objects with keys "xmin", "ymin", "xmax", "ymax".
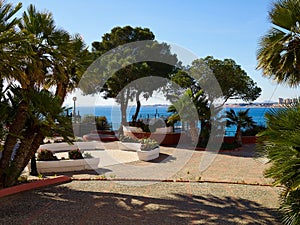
[
  {"xmin": 55, "ymin": 82, "xmax": 67, "ymax": 105},
  {"xmin": 3, "ymin": 129, "xmax": 44, "ymax": 187},
  {"xmin": 235, "ymin": 126, "xmax": 242, "ymax": 146},
  {"xmin": 0, "ymin": 101, "xmax": 28, "ymax": 188}
]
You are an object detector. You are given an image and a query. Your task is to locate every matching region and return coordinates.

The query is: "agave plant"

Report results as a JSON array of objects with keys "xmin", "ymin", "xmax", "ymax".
[{"xmin": 139, "ymin": 138, "xmax": 159, "ymax": 151}]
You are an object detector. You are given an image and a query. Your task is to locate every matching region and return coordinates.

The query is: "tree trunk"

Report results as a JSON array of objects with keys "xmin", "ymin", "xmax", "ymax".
[
  {"xmin": 119, "ymin": 90, "xmax": 130, "ymax": 126},
  {"xmin": 132, "ymin": 98, "xmax": 141, "ymax": 122},
  {"xmin": 30, "ymin": 156, "xmax": 38, "ymax": 176},
  {"xmin": 55, "ymin": 82, "xmax": 67, "ymax": 105},
  {"xmin": 199, "ymin": 120, "xmax": 209, "ymax": 145},
  {"xmin": 132, "ymin": 91, "xmax": 142, "ymax": 122},
  {"xmin": 0, "ymin": 101, "xmax": 28, "ymax": 188},
  {"xmin": 189, "ymin": 120, "xmax": 199, "ymax": 144},
  {"xmin": 235, "ymin": 126, "xmax": 242, "ymax": 147},
  {"xmin": 3, "ymin": 129, "xmax": 44, "ymax": 188},
  {"xmin": 121, "ymin": 103, "xmax": 127, "ymax": 125}
]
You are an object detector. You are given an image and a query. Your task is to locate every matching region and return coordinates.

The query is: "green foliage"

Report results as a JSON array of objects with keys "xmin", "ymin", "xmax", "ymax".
[
  {"xmin": 242, "ymin": 124, "xmax": 266, "ymax": 136},
  {"xmin": 86, "ymin": 26, "xmax": 179, "ymax": 124},
  {"xmin": 37, "ymin": 149, "xmax": 57, "ymax": 161},
  {"xmin": 226, "ymin": 109, "xmax": 255, "ymax": 146},
  {"xmin": 220, "ymin": 142, "xmax": 240, "ymax": 150},
  {"xmin": 257, "ymin": 0, "xmax": 300, "ymax": 87},
  {"xmin": 83, "ymin": 152, "xmax": 93, "ymax": 158},
  {"xmin": 140, "ymin": 138, "xmax": 159, "ymax": 151},
  {"xmin": 201, "ymin": 56, "xmax": 261, "ymax": 103},
  {"xmin": 95, "ymin": 116, "xmax": 111, "ymax": 131},
  {"xmin": 0, "ymin": 2, "xmax": 89, "ymax": 187},
  {"xmin": 226, "ymin": 109, "xmax": 255, "ymax": 129},
  {"xmin": 257, "ymin": 104, "xmax": 300, "ymax": 224},
  {"xmin": 119, "ymin": 135, "xmax": 139, "ymax": 143},
  {"xmin": 68, "ymin": 149, "xmax": 83, "ymax": 159}
]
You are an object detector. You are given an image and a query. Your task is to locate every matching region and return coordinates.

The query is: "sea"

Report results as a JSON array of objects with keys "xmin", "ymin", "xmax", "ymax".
[{"xmin": 76, "ymin": 105, "xmax": 275, "ymax": 135}]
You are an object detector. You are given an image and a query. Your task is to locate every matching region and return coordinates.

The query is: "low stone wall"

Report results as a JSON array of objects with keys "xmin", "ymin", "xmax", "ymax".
[
  {"xmin": 124, "ymin": 131, "xmax": 187, "ymax": 146},
  {"xmin": 223, "ymin": 136, "xmax": 257, "ymax": 144}
]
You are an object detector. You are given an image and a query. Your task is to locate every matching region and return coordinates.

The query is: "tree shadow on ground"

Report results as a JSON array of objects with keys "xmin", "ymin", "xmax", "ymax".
[
  {"xmin": 0, "ymin": 182, "xmax": 280, "ymax": 225},
  {"xmin": 216, "ymin": 144, "xmax": 259, "ymax": 158}
]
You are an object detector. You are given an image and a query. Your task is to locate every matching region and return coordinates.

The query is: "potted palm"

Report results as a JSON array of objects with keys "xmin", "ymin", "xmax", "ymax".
[{"xmin": 137, "ymin": 138, "xmax": 160, "ymax": 161}]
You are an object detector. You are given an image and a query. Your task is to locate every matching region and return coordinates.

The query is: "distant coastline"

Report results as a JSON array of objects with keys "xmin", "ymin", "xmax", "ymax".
[{"xmin": 224, "ymin": 104, "xmax": 282, "ymax": 108}]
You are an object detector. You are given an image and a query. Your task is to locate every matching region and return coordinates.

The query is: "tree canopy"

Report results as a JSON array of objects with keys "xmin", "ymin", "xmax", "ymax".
[{"xmin": 83, "ymin": 26, "xmax": 179, "ymax": 124}]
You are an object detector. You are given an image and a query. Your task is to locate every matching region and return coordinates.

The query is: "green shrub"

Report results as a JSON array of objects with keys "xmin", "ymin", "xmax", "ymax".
[
  {"xmin": 120, "ymin": 135, "xmax": 139, "ymax": 143},
  {"xmin": 140, "ymin": 138, "xmax": 159, "ymax": 151},
  {"xmin": 68, "ymin": 149, "xmax": 83, "ymax": 159},
  {"xmin": 257, "ymin": 105, "xmax": 300, "ymax": 224},
  {"xmin": 242, "ymin": 125, "xmax": 266, "ymax": 136},
  {"xmin": 95, "ymin": 116, "xmax": 111, "ymax": 131},
  {"xmin": 220, "ymin": 142, "xmax": 240, "ymax": 150},
  {"xmin": 37, "ymin": 149, "xmax": 57, "ymax": 161}
]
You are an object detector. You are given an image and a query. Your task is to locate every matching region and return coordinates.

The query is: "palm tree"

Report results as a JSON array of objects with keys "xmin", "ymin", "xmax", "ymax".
[
  {"xmin": 257, "ymin": 0, "xmax": 300, "ymax": 87},
  {"xmin": 257, "ymin": 104, "xmax": 300, "ymax": 225},
  {"xmin": 167, "ymin": 89, "xmax": 209, "ymax": 144},
  {"xmin": 226, "ymin": 109, "xmax": 255, "ymax": 146},
  {"xmin": 257, "ymin": 1, "xmax": 300, "ymax": 223},
  {"xmin": 0, "ymin": 4, "xmax": 88, "ymax": 187}
]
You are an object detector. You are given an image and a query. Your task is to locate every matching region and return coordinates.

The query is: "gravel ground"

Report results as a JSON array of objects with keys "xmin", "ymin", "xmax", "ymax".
[
  {"xmin": 0, "ymin": 144, "xmax": 283, "ymax": 224},
  {"xmin": 0, "ymin": 181, "xmax": 281, "ymax": 225}
]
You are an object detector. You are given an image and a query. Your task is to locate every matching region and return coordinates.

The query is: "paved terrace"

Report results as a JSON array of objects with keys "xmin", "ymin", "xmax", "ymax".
[{"xmin": 0, "ymin": 143, "xmax": 282, "ymax": 224}]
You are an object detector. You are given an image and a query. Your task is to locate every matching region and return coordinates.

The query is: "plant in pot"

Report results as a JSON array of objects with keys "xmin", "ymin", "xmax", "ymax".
[
  {"xmin": 118, "ymin": 135, "xmax": 141, "ymax": 150},
  {"xmin": 37, "ymin": 149, "xmax": 58, "ymax": 161},
  {"xmin": 68, "ymin": 149, "xmax": 83, "ymax": 159},
  {"xmin": 33, "ymin": 149, "xmax": 99, "ymax": 173},
  {"xmin": 137, "ymin": 138, "xmax": 160, "ymax": 161}
]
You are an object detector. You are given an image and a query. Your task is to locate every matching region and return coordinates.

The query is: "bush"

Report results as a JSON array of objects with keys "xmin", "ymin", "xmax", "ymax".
[
  {"xmin": 120, "ymin": 135, "xmax": 139, "ymax": 143},
  {"xmin": 220, "ymin": 142, "xmax": 240, "ymax": 150},
  {"xmin": 68, "ymin": 149, "xmax": 83, "ymax": 159},
  {"xmin": 242, "ymin": 125, "xmax": 266, "ymax": 136},
  {"xmin": 140, "ymin": 138, "xmax": 159, "ymax": 151},
  {"xmin": 37, "ymin": 149, "xmax": 57, "ymax": 161},
  {"xmin": 95, "ymin": 116, "xmax": 111, "ymax": 131}
]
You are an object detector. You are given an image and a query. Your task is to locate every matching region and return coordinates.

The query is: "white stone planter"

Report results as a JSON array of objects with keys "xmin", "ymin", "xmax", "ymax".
[
  {"xmin": 118, "ymin": 141, "xmax": 141, "ymax": 151},
  {"xmin": 137, "ymin": 147, "xmax": 160, "ymax": 161},
  {"xmin": 30, "ymin": 157, "xmax": 100, "ymax": 173}
]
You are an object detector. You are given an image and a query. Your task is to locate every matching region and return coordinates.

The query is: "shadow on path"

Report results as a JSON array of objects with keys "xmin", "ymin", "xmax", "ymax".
[{"xmin": 0, "ymin": 181, "xmax": 280, "ymax": 225}]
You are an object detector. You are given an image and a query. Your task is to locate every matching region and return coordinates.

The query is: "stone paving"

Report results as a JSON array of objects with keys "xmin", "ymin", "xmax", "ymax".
[{"xmin": 0, "ymin": 143, "xmax": 282, "ymax": 224}]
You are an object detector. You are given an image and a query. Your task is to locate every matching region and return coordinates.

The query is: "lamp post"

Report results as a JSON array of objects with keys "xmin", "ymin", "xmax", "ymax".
[{"xmin": 73, "ymin": 96, "xmax": 77, "ymax": 123}]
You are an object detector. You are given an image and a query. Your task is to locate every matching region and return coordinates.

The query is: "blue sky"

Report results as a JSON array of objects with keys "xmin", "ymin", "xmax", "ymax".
[{"xmin": 10, "ymin": 0, "xmax": 300, "ymax": 104}]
